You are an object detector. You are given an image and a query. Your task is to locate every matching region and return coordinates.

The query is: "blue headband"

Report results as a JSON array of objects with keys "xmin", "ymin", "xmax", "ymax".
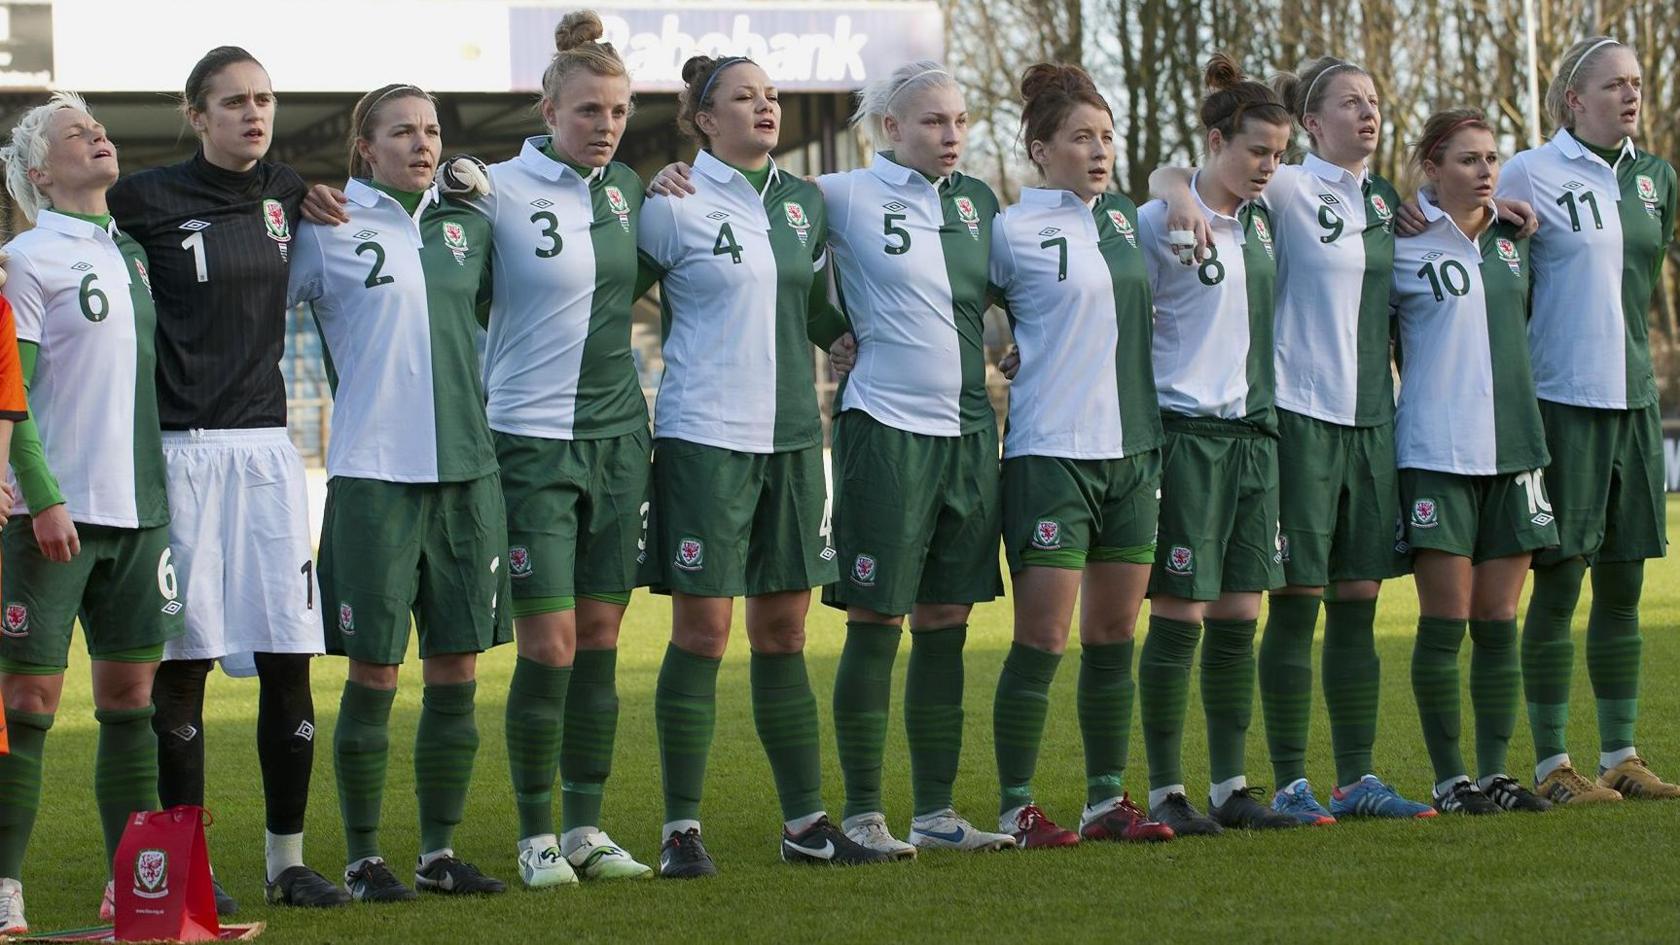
[{"xmin": 698, "ymin": 56, "xmax": 753, "ymax": 106}]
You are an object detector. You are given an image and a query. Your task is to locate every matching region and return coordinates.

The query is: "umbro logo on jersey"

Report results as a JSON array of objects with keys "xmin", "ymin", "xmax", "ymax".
[
  {"xmin": 72, "ymin": 261, "xmax": 93, "ymax": 271},
  {"xmin": 2, "ymin": 602, "xmax": 27, "ymax": 637},
  {"xmin": 161, "ymin": 599, "xmax": 182, "ymax": 616},
  {"xmin": 1422, "ymin": 251, "xmax": 1444, "ymax": 261},
  {"xmin": 353, "ymin": 229, "xmax": 379, "ymax": 240},
  {"xmin": 706, "ymin": 211, "xmax": 730, "ymax": 221},
  {"xmin": 295, "ymin": 720, "xmax": 316, "ymax": 741},
  {"xmin": 178, "ymin": 219, "xmax": 211, "ymax": 231},
  {"xmin": 1038, "ymin": 227, "xmax": 1061, "ymax": 237},
  {"xmin": 1562, "ymin": 180, "xmax": 1584, "ymax": 191},
  {"xmin": 882, "ymin": 201, "xmax": 907, "ymax": 213},
  {"xmin": 530, "ymin": 198, "xmax": 554, "ymax": 209},
  {"xmin": 169, "ymin": 724, "xmax": 199, "ymax": 742},
  {"xmin": 1318, "ymin": 193, "xmax": 1341, "ymax": 207}
]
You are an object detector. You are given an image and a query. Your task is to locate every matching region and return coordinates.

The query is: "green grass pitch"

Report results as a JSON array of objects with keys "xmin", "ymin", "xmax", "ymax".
[{"xmin": 17, "ymin": 499, "xmax": 1680, "ymax": 943}]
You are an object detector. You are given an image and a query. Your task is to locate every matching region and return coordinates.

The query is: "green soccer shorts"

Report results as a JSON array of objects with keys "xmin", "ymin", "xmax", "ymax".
[
  {"xmin": 0, "ymin": 519, "xmax": 185, "ymax": 669},
  {"xmin": 1533, "ymin": 400, "xmax": 1667, "ymax": 566},
  {"xmin": 648, "ymin": 439, "xmax": 837, "ymax": 598},
  {"xmin": 1149, "ymin": 423, "xmax": 1283, "ymax": 601},
  {"xmin": 1398, "ymin": 467, "xmax": 1560, "ymax": 564},
  {"xmin": 1275, "ymin": 409, "xmax": 1404, "ymax": 586},
  {"xmin": 496, "ymin": 428, "xmax": 651, "ymax": 599},
  {"xmin": 825, "ymin": 409, "xmax": 1003, "ymax": 616},
  {"xmin": 317, "ymin": 474, "xmax": 513, "ymax": 664},
  {"xmin": 1001, "ymin": 451, "xmax": 1161, "ymax": 573}
]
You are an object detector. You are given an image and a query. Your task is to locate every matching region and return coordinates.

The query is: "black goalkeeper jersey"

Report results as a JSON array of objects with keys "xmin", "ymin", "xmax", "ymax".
[{"xmin": 108, "ymin": 151, "xmax": 306, "ymax": 430}]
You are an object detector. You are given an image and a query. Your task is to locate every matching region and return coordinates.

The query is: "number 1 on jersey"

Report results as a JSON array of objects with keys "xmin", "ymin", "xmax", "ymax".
[{"xmin": 180, "ymin": 230, "xmax": 209, "ymax": 283}]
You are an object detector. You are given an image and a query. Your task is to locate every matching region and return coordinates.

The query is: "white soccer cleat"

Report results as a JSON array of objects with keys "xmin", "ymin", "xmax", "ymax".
[
  {"xmin": 0, "ymin": 877, "xmax": 27, "ymax": 934},
  {"xmin": 516, "ymin": 836, "xmax": 578, "ymax": 888},
  {"xmin": 99, "ymin": 879, "xmax": 115, "ymax": 921},
  {"xmin": 841, "ymin": 812, "xmax": 917, "ymax": 860},
  {"xmin": 565, "ymin": 831, "xmax": 653, "ymax": 880},
  {"xmin": 908, "ymin": 808, "xmax": 1018, "ymax": 852}
]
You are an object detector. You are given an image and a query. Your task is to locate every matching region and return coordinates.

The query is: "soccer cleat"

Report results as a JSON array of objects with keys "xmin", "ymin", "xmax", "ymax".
[
  {"xmin": 1001, "ymin": 804, "xmax": 1080, "ymax": 849},
  {"xmin": 782, "ymin": 816, "xmax": 894, "ymax": 866},
  {"xmin": 1597, "ymin": 756, "xmax": 1680, "ymax": 800},
  {"xmin": 99, "ymin": 880, "xmax": 115, "ymax": 921},
  {"xmin": 841, "ymin": 812, "xmax": 918, "ymax": 861},
  {"xmin": 1329, "ymin": 775, "xmax": 1438, "ymax": 819},
  {"xmin": 1149, "ymin": 792, "xmax": 1223, "ymax": 836},
  {"xmin": 658, "ymin": 828, "xmax": 717, "ymax": 879},
  {"xmin": 345, "ymin": 859, "xmax": 418, "ymax": 902},
  {"xmin": 566, "ymin": 831, "xmax": 653, "ymax": 880},
  {"xmin": 516, "ymin": 837, "xmax": 578, "ymax": 888},
  {"xmin": 1482, "ymin": 776, "xmax": 1552, "ymax": 812},
  {"xmin": 1078, "ymin": 793, "xmax": 1175, "ymax": 843},
  {"xmin": 1212, "ymin": 787, "xmax": 1302, "ymax": 830},
  {"xmin": 0, "ymin": 877, "xmax": 27, "ymax": 935},
  {"xmin": 414, "ymin": 854, "xmax": 506, "ymax": 895},
  {"xmin": 211, "ymin": 877, "xmax": 238, "ymax": 916},
  {"xmin": 265, "ymin": 865, "xmax": 352, "ymax": 907},
  {"xmin": 1536, "ymin": 763, "xmax": 1622, "ymax": 805},
  {"xmin": 1432, "ymin": 780, "xmax": 1501, "ymax": 815},
  {"xmin": 1271, "ymin": 779, "xmax": 1337, "ymax": 826},
  {"xmin": 908, "ymin": 808, "xmax": 1017, "ymax": 852}
]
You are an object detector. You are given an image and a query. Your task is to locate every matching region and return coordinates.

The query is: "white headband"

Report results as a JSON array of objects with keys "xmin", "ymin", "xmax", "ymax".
[
  {"xmin": 1302, "ymin": 62, "xmax": 1359, "ymax": 112},
  {"xmin": 885, "ymin": 68, "xmax": 951, "ymax": 110},
  {"xmin": 1566, "ymin": 38, "xmax": 1621, "ymax": 89}
]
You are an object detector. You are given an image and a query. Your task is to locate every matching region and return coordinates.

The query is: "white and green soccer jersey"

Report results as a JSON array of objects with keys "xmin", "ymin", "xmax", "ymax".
[
  {"xmin": 479, "ymin": 138, "xmax": 648, "ymax": 441},
  {"xmin": 1498, "ymin": 129, "xmax": 1677, "ymax": 409},
  {"xmin": 990, "ymin": 187, "xmax": 1162, "ymax": 459},
  {"xmin": 638, "ymin": 151, "xmax": 829, "ymax": 453},
  {"xmin": 819, "ymin": 151, "xmax": 999, "ymax": 437},
  {"xmin": 288, "ymin": 180, "xmax": 497, "ymax": 483},
  {"xmin": 1266, "ymin": 155, "xmax": 1399, "ymax": 426},
  {"xmin": 1139, "ymin": 176, "xmax": 1278, "ymax": 428},
  {"xmin": 1, "ymin": 210, "xmax": 168, "ymax": 527},
  {"xmin": 1391, "ymin": 194, "xmax": 1548, "ymax": 476}
]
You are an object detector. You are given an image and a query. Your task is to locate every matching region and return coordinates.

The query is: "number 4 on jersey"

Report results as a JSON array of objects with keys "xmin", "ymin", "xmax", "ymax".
[{"xmin": 713, "ymin": 222, "xmax": 744, "ymax": 264}]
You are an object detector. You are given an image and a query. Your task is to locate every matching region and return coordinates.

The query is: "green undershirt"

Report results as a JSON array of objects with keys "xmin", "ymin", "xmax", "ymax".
[
  {"xmin": 1576, "ymin": 136, "xmax": 1627, "ymax": 167},
  {"xmin": 366, "ymin": 178, "xmax": 425, "ymax": 215},
  {"xmin": 539, "ymin": 140, "xmax": 595, "ymax": 180},
  {"xmin": 880, "ymin": 150, "xmax": 940, "ymax": 185},
  {"xmin": 8, "ymin": 343, "xmax": 63, "ymax": 513},
  {"xmin": 52, "ymin": 208, "xmax": 113, "ymax": 229}
]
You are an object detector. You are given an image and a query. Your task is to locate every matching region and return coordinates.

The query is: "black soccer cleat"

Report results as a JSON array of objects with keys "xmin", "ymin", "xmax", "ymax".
[
  {"xmin": 212, "ymin": 878, "xmax": 238, "ymax": 917},
  {"xmin": 781, "ymin": 816, "xmax": 895, "ymax": 866},
  {"xmin": 658, "ymin": 828, "xmax": 718, "ymax": 879},
  {"xmin": 1150, "ymin": 792, "xmax": 1224, "ymax": 836},
  {"xmin": 414, "ymin": 855, "xmax": 507, "ymax": 895},
  {"xmin": 1433, "ymin": 780, "xmax": 1502, "ymax": 815},
  {"xmin": 266, "ymin": 865, "xmax": 352, "ymax": 908},
  {"xmin": 1211, "ymin": 787, "xmax": 1302, "ymax": 830},
  {"xmin": 344, "ymin": 859, "xmax": 418, "ymax": 902},
  {"xmin": 1482, "ymin": 776, "xmax": 1553, "ymax": 813}
]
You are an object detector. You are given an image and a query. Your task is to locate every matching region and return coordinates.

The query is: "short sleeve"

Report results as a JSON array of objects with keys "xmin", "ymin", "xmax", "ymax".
[
  {"xmin": 635, "ymin": 194, "xmax": 682, "ymax": 275},
  {"xmin": 1262, "ymin": 164, "xmax": 1302, "ymax": 215},
  {"xmin": 2, "ymin": 249, "xmax": 47, "ymax": 344},
  {"xmin": 1136, "ymin": 207, "xmax": 1165, "ymax": 297},
  {"xmin": 1496, "ymin": 152, "xmax": 1535, "ymax": 205},
  {"xmin": 286, "ymin": 224, "xmax": 325, "ymax": 308},
  {"xmin": 988, "ymin": 216, "xmax": 1014, "ymax": 292}
]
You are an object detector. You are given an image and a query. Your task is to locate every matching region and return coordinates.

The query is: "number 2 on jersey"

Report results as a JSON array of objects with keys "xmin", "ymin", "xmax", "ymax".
[
  {"xmin": 180, "ymin": 230, "xmax": 209, "ymax": 283},
  {"xmin": 356, "ymin": 240, "xmax": 395, "ymax": 288}
]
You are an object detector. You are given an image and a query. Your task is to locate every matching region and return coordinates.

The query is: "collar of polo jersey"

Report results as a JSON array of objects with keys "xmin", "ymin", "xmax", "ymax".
[
  {"xmin": 693, "ymin": 148, "xmax": 778, "ymax": 188},
  {"xmin": 34, "ymin": 207, "xmax": 116, "ymax": 240},
  {"xmin": 1019, "ymin": 186, "xmax": 1081, "ymax": 208},
  {"xmin": 1553, "ymin": 127, "xmax": 1636, "ymax": 166},
  {"xmin": 1416, "ymin": 187, "xmax": 1499, "ymax": 240},
  {"xmin": 345, "ymin": 176, "xmax": 439, "ymax": 213},
  {"xmin": 869, "ymin": 150, "xmax": 947, "ymax": 191},
  {"xmin": 1188, "ymin": 169, "xmax": 1250, "ymax": 234},
  {"xmin": 520, "ymin": 136, "xmax": 604, "ymax": 183},
  {"xmin": 1303, "ymin": 150, "xmax": 1368, "ymax": 185}
]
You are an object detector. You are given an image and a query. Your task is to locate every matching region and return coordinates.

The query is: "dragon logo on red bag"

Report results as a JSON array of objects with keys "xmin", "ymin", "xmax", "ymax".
[{"xmin": 134, "ymin": 848, "xmax": 170, "ymax": 899}]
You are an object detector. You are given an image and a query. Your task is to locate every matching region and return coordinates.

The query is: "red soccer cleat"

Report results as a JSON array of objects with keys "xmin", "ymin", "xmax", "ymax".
[
  {"xmin": 1079, "ymin": 793, "xmax": 1176, "ymax": 843},
  {"xmin": 1007, "ymin": 804, "xmax": 1080, "ymax": 849}
]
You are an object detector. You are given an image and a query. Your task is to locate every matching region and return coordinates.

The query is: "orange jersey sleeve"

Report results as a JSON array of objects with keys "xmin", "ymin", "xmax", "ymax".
[{"xmin": 0, "ymin": 296, "xmax": 25, "ymax": 421}]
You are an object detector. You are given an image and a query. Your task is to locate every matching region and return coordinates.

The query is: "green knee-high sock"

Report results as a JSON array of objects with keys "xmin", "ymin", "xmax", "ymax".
[
  {"xmin": 506, "ymin": 657, "xmax": 569, "ymax": 840},
  {"xmin": 335, "ymin": 682, "xmax": 395, "ymax": 862},
  {"xmin": 993, "ymin": 642, "xmax": 1062, "ymax": 814},
  {"xmin": 1322, "ymin": 598, "xmax": 1381, "ymax": 786},
  {"xmin": 1469, "ymin": 619, "xmax": 1520, "ymax": 780},
  {"xmin": 0, "ymin": 710, "xmax": 53, "ymax": 879},
  {"xmin": 655, "ymin": 643, "xmax": 721, "ymax": 824},
  {"xmin": 1139, "ymin": 616, "xmax": 1201, "ymax": 791},
  {"xmin": 1259, "ymin": 596, "xmax": 1319, "ymax": 786},
  {"xmin": 416, "ymin": 681, "xmax": 479, "ymax": 854},
  {"xmin": 94, "ymin": 706, "xmax": 158, "ymax": 870},
  {"xmin": 1587, "ymin": 561, "xmax": 1644, "ymax": 754},
  {"xmin": 561, "ymin": 648, "xmax": 618, "ymax": 832},
  {"xmin": 1522, "ymin": 559, "xmax": 1586, "ymax": 764},
  {"xmin": 1078, "ymin": 640, "xmax": 1133, "ymax": 806},
  {"xmin": 906, "ymin": 625, "xmax": 967, "ymax": 817},
  {"xmin": 1413, "ymin": 617, "xmax": 1468, "ymax": 785},
  {"xmin": 1201, "ymin": 619, "xmax": 1258, "ymax": 787},
  {"xmin": 834, "ymin": 622, "xmax": 901, "ymax": 819},
  {"xmin": 750, "ymin": 650, "xmax": 825, "ymax": 821}
]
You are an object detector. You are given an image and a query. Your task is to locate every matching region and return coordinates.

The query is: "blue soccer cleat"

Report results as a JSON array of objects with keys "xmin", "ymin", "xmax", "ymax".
[
  {"xmin": 1330, "ymin": 774, "xmax": 1439, "ymax": 819},
  {"xmin": 1271, "ymin": 779, "xmax": 1336, "ymax": 825}
]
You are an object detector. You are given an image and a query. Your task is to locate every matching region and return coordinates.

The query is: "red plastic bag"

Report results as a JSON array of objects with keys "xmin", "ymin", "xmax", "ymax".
[{"xmin": 112, "ymin": 805, "xmax": 220, "ymax": 942}]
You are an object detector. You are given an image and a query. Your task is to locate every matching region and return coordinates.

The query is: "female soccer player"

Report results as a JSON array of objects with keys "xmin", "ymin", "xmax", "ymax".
[
  {"xmin": 1147, "ymin": 56, "xmax": 1432, "ymax": 823},
  {"xmin": 1133, "ymin": 55, "xmax": 1298, "ymax": 836},
  {"xmin": 477, "ymin": 11, "xmax": 654, "ymax": 887},
  {"xmin": 1392, "ymin": 109, "xmax": 1555, "ymax": 816},
  {"xmin": 639, "ymin": 52, "xmax": 887, "ymax": 878},
  {"xmin": 104, "ymin": 46, "xmax": 346, "ymax": 910},
  {"xmin": 288, "ymin": 84, "xmax": 509, "ymax": 902},
  {"xmin": 1504, "ymin": 37, "xmax": 1677, "ymax": 804},
  {"xmin": 985, "ymin": 63, "xmax": 1173, "ymax": 847},
  {"xmin": 0, "ymin": 93, "xmax": 183, "ymax": 933}
]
